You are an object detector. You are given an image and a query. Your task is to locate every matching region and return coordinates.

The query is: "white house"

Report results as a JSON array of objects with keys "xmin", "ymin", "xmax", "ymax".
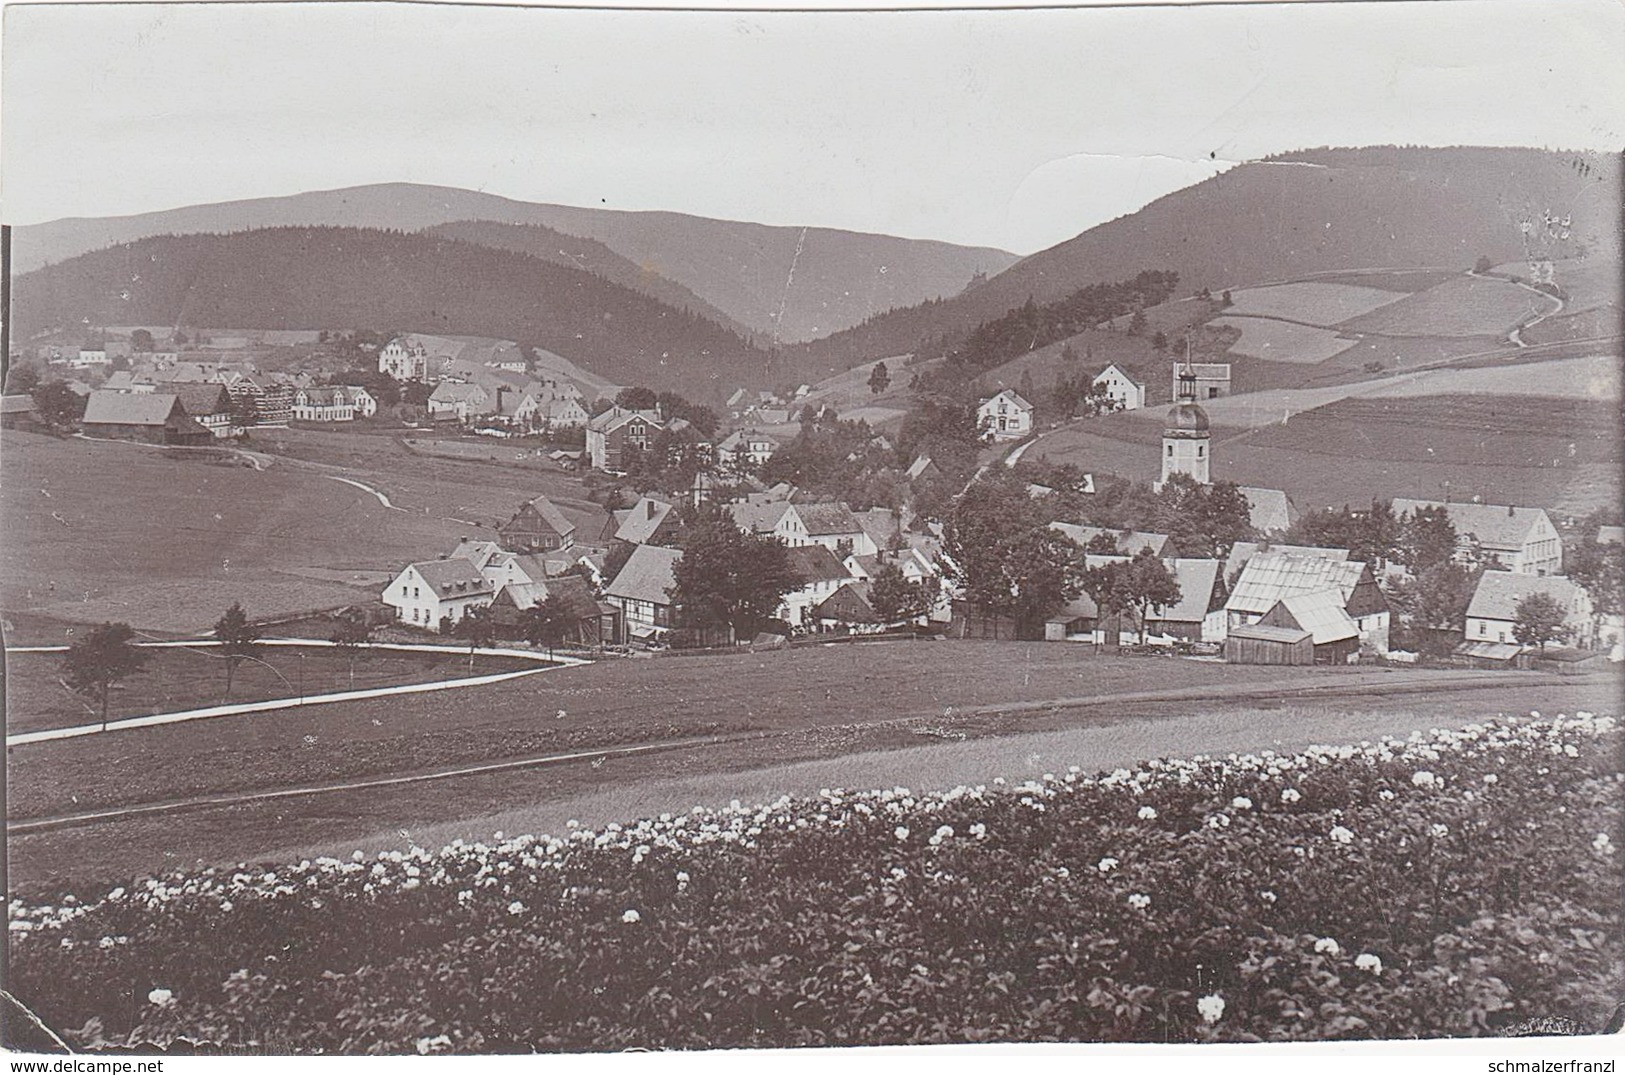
[
  {"xmin": 1092, "ymin": 364, "xmax": 1146, "ymax": 411},
  {"xmin": 378, "ymin": 338, "xmax": 430, "ymax": 381},
  {"xmin": 716, "ymin": 429, "xmax": 779, "ymax": 472},
  {"xmin": 381, "ymin": 559, "xmax": 496, "ymax": 629},
  {"xmin": 346, "ymin": 385, "xmax": 378, "ymax": 418},
  {"xmin": 1391, "ymin": 499, "xmax": 1563, "ymax": 577},
  {"xmin": 292, "ymin": 387, "xmax": 357, "ymax": 423},
  {"xmin": 779, "ymin": 544, "xmax": 856, "ymax": 628},
  {"xmin": 428, "ymin": 381, "xmax": 493, "ymax": 422},
  {"xmin": 775, "ymin": 502, "xmax": 878, "ymax": 557},
  {"xmin": 976, "ymin": 389, "xmax": 1034, "ymax": 441},
  {"xmin": 1464, "ymin": 571, "xmax": 1594, "ymax": 649}
]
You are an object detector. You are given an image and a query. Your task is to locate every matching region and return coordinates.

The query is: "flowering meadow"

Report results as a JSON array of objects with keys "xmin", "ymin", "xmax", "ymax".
[{"xmin": 8, "ymin": 711, "xmax": 1622, "ymax": 1052}]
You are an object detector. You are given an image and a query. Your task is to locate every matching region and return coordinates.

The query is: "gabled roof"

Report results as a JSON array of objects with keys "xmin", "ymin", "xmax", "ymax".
[
  {"xmin": 1224, "ymin": 541, "xmax": 1348, "ymax": 582},
  {"xmin": 408, "ymin": 558, "xmax": 494, "ymax": 597},
  {"xmin": 509, "ymin": 494, "xmax": 576, "ymax": 539},
  {"xmin": 1238, "ymin": 487, "xmax": 1296, "ymax": 534},
  {"xmin": 1390, "ymin": 498, "xmax": 1553, "ymax": 553},
  {"xmin": 727, "ymin": 500, "xmax": 793, "ymax": 534},
  {"xmin": 813, "ymin": 581, "xmax": 879, "ymax": 622},
  {"xmin": 854, "ymin": 508, "xmax": 901, "ymax": 551},
  {"xmin": 506, "ymin": 553, "xmax": 556, "ymax": 586},
  {"xmin": 717, "ymin": 429, "xmax": 779, "ymax": 452},
  {"xmin": 83, "ymin": 391, "xmax": 180, "ymax": 426},
  {"xmin": 1, "ymin": 394, "xmax": 35, "ymax": 414},
  {"xmin": 1229, "ymin": 623, "xmax": 1311, "ymax": 644},
  {"xmin": 605, "ymin": 543, "xmax": 681, "ymax": 606},
  {"xmin": 979, "ymin": 388, "xmax": 1033, "ymax": 411},
  {"xmin": 615, "ymin": 497, "xmax": 677, "ymax": 544},
  {"xmin": 1094, "ymin": 363, "xmax": 1145, "ymax": 387},
  {"xmin": 785, "ymin": 544, "xmax": 852, "ymax": 585},
  {"xmin": 905, "ymin": 455, "xmax": 938, "ymax": 481},
  {"xmin": 792, "ymin": 502, "xmax": 864, "ymax": 537},
  {"xmin": 589, "ymin": 406, "xmax": 663, "ymax": 433},
  {"xmin": 1049, "ymin": 523, "xmax": 1169, "ymax": 558},
  {"xmin": 1154, "ymin": 558, "xmax": 1223, "ymax": 623},
  {"xmin": 1465, "ymin": 571, "xmax": 1586, "ymax": 622},
  {"xmin": 1271, "ymin": 589, "xmax": 1359, "ymax": 644},
  {"xmin": 429, "ymin": 381, "xmax": 487, "ymax": 402},
  {"xmin": 1225, "ymin": 552, "xmax": 1367, "ymax": 616},
  {"xmin": 163, "ymin": 382, "xmax": 231, "ymax": 413},
  {"xmin": 450, "ymin": 539, "xmax": 505, "ymax": 570}
]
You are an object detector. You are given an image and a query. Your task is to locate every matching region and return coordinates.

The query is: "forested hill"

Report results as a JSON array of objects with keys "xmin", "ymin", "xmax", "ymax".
[
  {"xmin": 422, "ymin": 220, "xmax": 758, "ymax": 342},
  {"xmin": 9, "ymin": 227, "xmax": 775, "ymax": 395},
  {"xmin": 795, "ymin": 146, "xmax": 1621, "ymax": 367}
]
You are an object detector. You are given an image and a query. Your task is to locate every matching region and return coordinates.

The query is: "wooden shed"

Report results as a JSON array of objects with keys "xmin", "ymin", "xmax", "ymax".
[
  {"xmin": 1225, "ymin": 623, "xmax": 1313, "ymax": 665},
  {"xmin": 1258, "ymin": 589, "xmax": 1361, "ymax": 665}
]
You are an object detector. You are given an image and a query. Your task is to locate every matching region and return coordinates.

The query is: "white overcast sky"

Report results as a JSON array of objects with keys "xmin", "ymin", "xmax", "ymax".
[{"xmin": 3, "ymin": 0, "xmax": 1623, "ymax": 254}]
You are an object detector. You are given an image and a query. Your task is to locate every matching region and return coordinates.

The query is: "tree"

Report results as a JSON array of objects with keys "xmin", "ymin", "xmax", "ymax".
[
  {"xmin": 867, "ymin": 361, "xmax": 891, "ymax": 395},
  {"xmin": 1084, "ymin": 549, "xmax": 1181, "ymax": 643},
  {"xmin": 33, "ymin": 381, "xmax": 87, "ymax": 431},
  {"xmin": 1152, "ymin": 474, "xmax": 1256, "ymax": 558},
  {"xmin": 60, "ymin": 622, "xmax": 150, "ymax": 730},
  {"xmin": 131, "ymin": 329, "xmax": 155, "ymax": 353},
  {"xmin": 944, "ymin": 471, "xmax": 1085, "ymax": 638},
  {"xmin": 1513, "ymin": 591, "xmax": 1569, "ymax": 654},
  {"xmin": 1151, "ymin": 330, "xmax": 1168, "ymax": 354},
  {"xmin": 616, "ymin": 386, "xmax": 659, "ymax": 412},
  {"xmin": 5, "ymin": 364, "xmax": 41, "ymax": 394},
  {"xmin": 520, "ymin": 595, "xmax": 574, "ymax": 655},
  {"xmin": 1474, "ymin": 255, "xmax": 1495, "ymax": 274},
  {"xmin": 1398, "ymin": 506, "xmax": 1458, "ymax": 573},
  {"xmin": 1085, "ymin": 531, "xmax": 1124, "ymax": 555},
  {"xmin": 669, "ymin": 502, "xmax": 799, "ymax": 644},
  {"xmin": 329, "ymin": 611, "xmax": 374, "ymax": 689},
  {"xmin": 213, "ymin": 601, "xmax": 261, "ymax": 699},
  {"xmin": 602, "ymin": 541, "xmax": 637, "ymax": 586},
  {"xmin": 1127, "ymin": 308, "xmax": 1147, "ymax": 336},
  {"xmin": 452, "ymin": 606, "xmax": 497, "ymax": 670},
  {"xmin": 1566, "ymin": 524, "xmax": 1624, "ymax": 618},
  {"xmin": 868, "ymin": 562, "xmax": 932, "ymax": 626}
]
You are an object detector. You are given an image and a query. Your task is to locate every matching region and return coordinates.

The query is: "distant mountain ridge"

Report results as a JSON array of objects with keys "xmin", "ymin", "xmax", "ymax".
[
  {"xmin": 9, "ymin": 226, "xmax": 774, "ymax": 397},
  {"xmin": 795, "ymin": 146, "xmax": 1622, "ymax": 366},
  {"xmin": 11, "ymin": 182, "xmax": 1018, "ymax": 344}
]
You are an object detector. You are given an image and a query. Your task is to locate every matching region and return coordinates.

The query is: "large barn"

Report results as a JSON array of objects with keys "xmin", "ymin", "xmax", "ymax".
[{"xmin": 81, "ymin": 391, "xmax": 213, "ymax": 446}]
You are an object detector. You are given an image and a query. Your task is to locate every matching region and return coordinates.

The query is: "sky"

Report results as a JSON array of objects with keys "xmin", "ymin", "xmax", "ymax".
[{"xmin": 3, "ymin": 0, "xmax": 1624, "ymax": 255}]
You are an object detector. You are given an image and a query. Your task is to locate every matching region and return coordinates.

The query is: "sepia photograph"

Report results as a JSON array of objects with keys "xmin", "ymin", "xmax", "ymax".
[{"xmin": 1, "ymin": 0, "xmax": 1621, "ymax": 1060}]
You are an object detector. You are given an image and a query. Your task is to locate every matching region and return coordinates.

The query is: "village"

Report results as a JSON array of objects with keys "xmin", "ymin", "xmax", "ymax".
[{"xmin": 6, "ymin": 324, "xmax": 1613, "ymax": 675}]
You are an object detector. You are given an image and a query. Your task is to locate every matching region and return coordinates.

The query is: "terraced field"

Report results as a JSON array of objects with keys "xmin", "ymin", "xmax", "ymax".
[
  {"xmin": 1212, "ymin": 316, "xmax": 1356, "ymax": 364},
  {"xmin": 1225, "ymin": 281, "xmax": 1406, "ymax": 325},
  {"xmin": 1341, "ymin": 274, "xmax": 1548, "ymax": 337}
]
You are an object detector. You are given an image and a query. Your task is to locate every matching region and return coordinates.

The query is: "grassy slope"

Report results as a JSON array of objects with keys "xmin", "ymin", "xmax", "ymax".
[{"xmin": 0, "ymin": 430, "xmax": 610, "ymax": 637}]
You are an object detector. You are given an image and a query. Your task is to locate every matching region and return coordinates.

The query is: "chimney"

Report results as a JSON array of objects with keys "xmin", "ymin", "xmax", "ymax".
[
  {"xmin": 1507, "ymin": 504, "xmax": 1516, "ymax": 517},
  {"xmin": 646, "ymin": 499, "xmax": 657, "ymax": 520}
]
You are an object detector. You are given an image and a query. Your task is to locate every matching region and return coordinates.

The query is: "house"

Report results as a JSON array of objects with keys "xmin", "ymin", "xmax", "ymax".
[
  {"xmin": 345, "ymin": 385, "xmax": 379, "ymax": 418},
  {"xmin": 1225, "ymin": 551, "xmax": 1389, "ymax": 653},
  {"xmin": 381, "ymin": 558, "xmax": 496, "ymax": 629},
  {"xmin": 715, "ymin": 429, "xmax": 779, "ymax": 471},
  {"xmin": 779, "ymin": 544, "xmax": 855, "ymax": 628},
  {"xmin": 75, "ymin": 348, "xmax": 110, "ymax": 368},
  {"xmin": 1092, "ymin": 364, "xmax": 1146, "ymax": 411},
  {"xmin": 81, "ymin": 391, "xmax": 213, "ymax": 446},
  {"xmin": 775, "ymin": 502, "xmax": 878, "ymax": 557},
  {"xmin": 541, "ymin": 397, "xmax": 590, "ymax": 429},
  {"xmin": 610, "ymin": 496, "xmax": 682, "ymax": 546},
  {"xmin": 0, "ymin": 394, "xmax": 39, "ymax": 431},
  {"xmin": 604, "ymin": 543, "xmax": 682, "ymax": 644},
  {"xmin": 1143, "ymin": 558, "xmax": 1228, "ymax": 642},
  {"xmin": 428, "ymin": 381, "xmax": 493, "ymax": 423},
  {"xmin": 489, "ymin": 574, "xmax": 618, "ymax": 647},
  {"xmin": 159, "ymin": 382, "xmax": 235, "ymax": 438},
  {"xmin": 1463, "ymin": 571, "xmax": 1594, "ymax": 649},
  {"xmin": 378, "ymin": 338, "xmax": 430, "ymax": 381},
  {"xmin": 726, "ymin": 499, "xmax": 794, "ymax": 537},
  {"xmin": 1050, "ymin": 523, "xmax": 1170, "ymax": 558},
  {"xmin": 292, "ymin": 387, "xmax": 356, "ymax": 423},
  {"xmin": 844, "ymin": 547, "xmax": 948, "ymax": 623},
  {"xmin": 255, "ymin": 383, "xmax": 294, "ymax": 428},
  {"xmin": 1172, "ymin": 361, "xmax": 1231, "ymax": 400},
  {"xmin": 1256, "ymin": 589, "xmax": 1361, "ymax": 664},
  {"xmin": 1390, "ymin": 498, "xmax": 1563, "ymax": 576},
  {"xmin": 101, "ymin": 370, "xmax": 155, "ymax": 394},
  {"xmin": 1598, "ymin": 525, "xmax": 1624, "ymax": 546},
  {"xmin": 449, "ymin": 538, "xmax": 508, "ymax": 573},
  {"xmin": 1224, "ymin": 623, "xmax": 1314, "ymax": 665},
  {"xmin": 854, "ymin": 508, "xmax": 903, "ymax": 554},
  {"xmin": 811, "ymin": 581, "xmax": 886, "ymax": 632},
  {"xmin": 500, "ymin": 495, "xmax": 577, "ymax": 552},
  {"xmin": 1238, "ymin": 487, "xmax": 1297, "ymax": 535},
  {"xmin": 587, "ymin": 407, "xmax": 664, "ymax": 472},
  {"xmin": 905, "ymin": 455, "xmax": 941, "ymax": 483},
  {"xmin": 976, "ymin": 389, "xmax": 1034, "ymax": 441},
  {"xmin": 1223, "ymin": 541, "xmax": 1349, "ymax": 586}
]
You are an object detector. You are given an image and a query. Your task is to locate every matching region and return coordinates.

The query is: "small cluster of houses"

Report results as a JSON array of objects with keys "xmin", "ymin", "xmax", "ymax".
[
  {"xmin": 74, "ymin": 369, "xmax": 380, "ymax": 443},
  {"xmin": 584, "ymin": 404, "xmax": 782, "ymax": 476},
  {"xmin": 976, "ymin": 359, "xmax": 1234, "ymax": 441},
  {"xmin": 377, "ymin": 336, "xmax": 592, "ymax": 432}
]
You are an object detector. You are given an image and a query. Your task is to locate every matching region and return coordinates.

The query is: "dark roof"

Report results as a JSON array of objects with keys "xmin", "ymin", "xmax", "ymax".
[
  {"xmin": 1465, "ymin": 571, "xmax": 1586, "ymax": 622},
  {"xmin": 785, "ymin": 544, "xmax": 851, "ymax": 585},
  {"xmin": 161, "ymin": 381, "xmax": 232, "ymax": 415},
  {"xmin": 508, "ymin": 494, "xmax": 576, "ymax": 539},
  {"xmin": 1164, "ymin": 401, "xmax": 1210, "ymax": 433},
  {"xmin": 538, "ymin": 574, "xmax": 603, "ymax": 620},
  {"xmin": 794, "ymin": 502, "xmax": 864, "ymax": 537},
  {"xmin": 410, "ymin": 558, "xmax": 493, "ymax": 597},
  {"xmin": 605, "ymin": 544, "xmax": 682, "ymax": 605},
  {"xmin": 83, "ymin": 391, "xmax": 180, "ymax": 426}
]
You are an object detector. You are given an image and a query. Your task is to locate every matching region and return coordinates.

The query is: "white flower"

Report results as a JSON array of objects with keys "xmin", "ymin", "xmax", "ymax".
[
  {"xmin": 1196, "ymin": 994, "xmax": 1225, "ymax": 1024},
  {"xmin": 1378, "ymin": 789, "xmax": 1396, "ymax": 801},
  {"xmin": 1430, "ymin": 824, "xmax": 1449, "ymax": 839},
  {"xmin": 415, "ymin": 1034, "xmax": 451, "ymax": 1055},
  {"xmin": 894, "ymin": 826, "xmax": 910, "ymax": 842},
  {"xmin": 147, "ymin": 988, "xmax": 174, "ymax": 1007},
  {"xmin": 1127, "ymin": 893, "xmax": 1151, "ymax": 910},
  {"xmin": 1593, "ymin": 834, "xmax": 1615, "ymax": 856},
  {"xmin": 1412, "ymin": 770, "xmax": 1436, "ymax": 788},
  {"xmin": 1280, "ymin": 788, "xmax": 1301, "ymax": 804},
  {"xmin": 1097, "ymin": 857, "xmax": 1119, "ymax": 874},
  {"xmin": 1137, "ymin": 806, "xmax": 1158, "ymax": 820},
  {"xmin": 1206, "ymin": 813, "xmax": 1230, "ymax": 829},
  {"xmin": 890, "ymin": 866, "xmax": 907, "ymax": 882},
  {"xmin": 935, "ymin": 825, "xmax": 955, "ymax": 840},
  {"xmin": 507, "ymin": 901, "xmax": 526, "ymax": 916},
  {"xmin": 1329, "ymin": 825, "xmax": 1354, "ymax": 845},
  {"xmin": 621, "ymin": 909, "xmax": 641, "ymax": 924},
  {"xmin": 1231, "ymin": 796, "xmax": 1253, "ymax": 810},
  {"xmin": 1314, "ymin": 937, "xmax": 1340, "ymax": 957},
  {"xmin": 676, "ymin": 871, "xmax": 690, "ymax": 884},
  {"xmin": 1355, "ymin": 953, "xmax": 1383, "ymax": 975},
  {"xmin": 1483, "ymin": 774, "xmax": 1498, "ymax": 784},
  {"xmin": 1260, "ymin": 890, "xmax": 1277, "ymax": 904},
  {"xmin": 968, "ymin": 822, "xmax": 987, "ymax": 839}
]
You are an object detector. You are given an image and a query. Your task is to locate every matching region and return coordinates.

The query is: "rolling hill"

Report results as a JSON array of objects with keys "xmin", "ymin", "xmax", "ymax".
[
  {"xmin": 797, "ymin": 146, "xmax": 1622, "ymax": 366},
  {"xmin": 10, "ymin": 182, "xmax": 1018, "ymax": 344},
  {"xmin": 8, "ymin": 227, "xmax": 774, "ymax": 396}
]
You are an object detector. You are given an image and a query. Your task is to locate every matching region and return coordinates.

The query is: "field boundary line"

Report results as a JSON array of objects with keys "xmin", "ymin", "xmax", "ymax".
[
  {"xmin": 7, "ymin": 639, "xmax": 588, "ymax": 747},
  {"xmin": 7, "ymin": 733, "xmax": 768, "ymax": 834}
]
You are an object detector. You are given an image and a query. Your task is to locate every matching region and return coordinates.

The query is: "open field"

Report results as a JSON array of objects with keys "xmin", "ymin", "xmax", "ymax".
[
  {"xmin": 8, "ymin": 656, "xmax": 1611, "ymax": 892},
  {"xmin": 1492, "ymin": 256, "xmax": 1621, "ymax": 316},
  {"xmin": 0, "ymin": 429, "xmax": 610, "ymax": 637},
  {"xmin": 1341, "ymin": 274, "xmax": 1549, "ymax": 337},
  {"xmin": 1226, "ymin": 281, "xmax": 1407, "ymax": 325},
  {"xmin": 1296, "ymin": 269, "xmax": 1460, "ymax": 292},
  {"xmin": 1033, "ymin": 389, "xmax": 1619, "ymax": 513},
  {"xmin": 6, "ymin": 646, "xmax": 534, "ymax": 734},
  {"xmin": 1213, "ymin": 316, "xmax": 1356, "ymax": 364}
]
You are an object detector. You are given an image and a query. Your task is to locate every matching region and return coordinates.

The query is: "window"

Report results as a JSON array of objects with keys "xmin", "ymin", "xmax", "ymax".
[
  {"xmin": 1208, "ymin": 387, "xmax": 1220, "ymax": 399},
  {"xmin": 1167, "ymin": 444, "xmax": 1174, "ymax": 457},
  {"xmin": 1197, "ymin": 446, "xmax": 1204, "ymax": 458}
]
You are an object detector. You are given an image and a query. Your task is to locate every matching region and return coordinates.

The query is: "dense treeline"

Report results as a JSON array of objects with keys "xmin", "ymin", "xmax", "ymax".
[{"xmin": 10, "ymin": 227, "xmax": 772, "ymax": 397}]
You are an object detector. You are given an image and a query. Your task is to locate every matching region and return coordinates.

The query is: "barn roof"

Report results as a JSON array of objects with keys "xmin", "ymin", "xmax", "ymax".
[
  {"xmin": 605, "ymin": 544, "xmax": 681, "ymax": 606},
  {"xmin": 1272, "ymin": 589, "xmax": 1359, "ymax": 644},
  {"xmin": 793, "ymin": 502, "xmax": 865, "ymax": 537},
  {"xmin": 1, "ymin": 394, "xmax": 35, "ymax": 414},
  {"xmin": 726, "ymin": 500, "xmax": 791, "ymax": 533},
  {"xmin": 1391, "ymin": 498, "xmax": 1551, "ymax": 552},
  {"xmin": 450, "ymin": 539, "xmax": 505, "ymax": 570},
  {"xmin": 1223, "ymin": 541, "xmax": 1348, "ymax": 582},
  {"xmin": 83, "ymin": 391, "xmax": 180, "ymax": 426},
  {"xmin": 1225, "ymin": 552, "xmax": 1367, "ymax": 616},
  {"xmin": 1229, "ymin": 623, "xmax": 1312, "ymax": 644},
  {"xmin": 409, "ymin": 558, "xmax": 493, "ymax": 597},
  {"xmin": 1156, "ymin": 558, "xmax": 1223, "ymax": 623},
  {"xmin": 1464, "ymin": 571, "xmax": 1586, "ymax": 622},
  {"xmin": 512, "ymin": 494, "xmax": 576, "ymax": 538},
  {"xmin": 614, "ymin": 497, "xmax": 676, "ymax": 545},
  {"xmin": 1238, "ymin": 486, "xmax": 1296, "ymax": 534},
  {"xmin": 785, "ymin": 544, "xmax": 851, "ymax": 585}
]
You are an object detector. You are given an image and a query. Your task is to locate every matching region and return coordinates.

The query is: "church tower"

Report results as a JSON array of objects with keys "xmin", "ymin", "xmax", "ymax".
[{"xmin": 1159, "ymin": 348, "xmax": 1211, "ymax": 487}]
